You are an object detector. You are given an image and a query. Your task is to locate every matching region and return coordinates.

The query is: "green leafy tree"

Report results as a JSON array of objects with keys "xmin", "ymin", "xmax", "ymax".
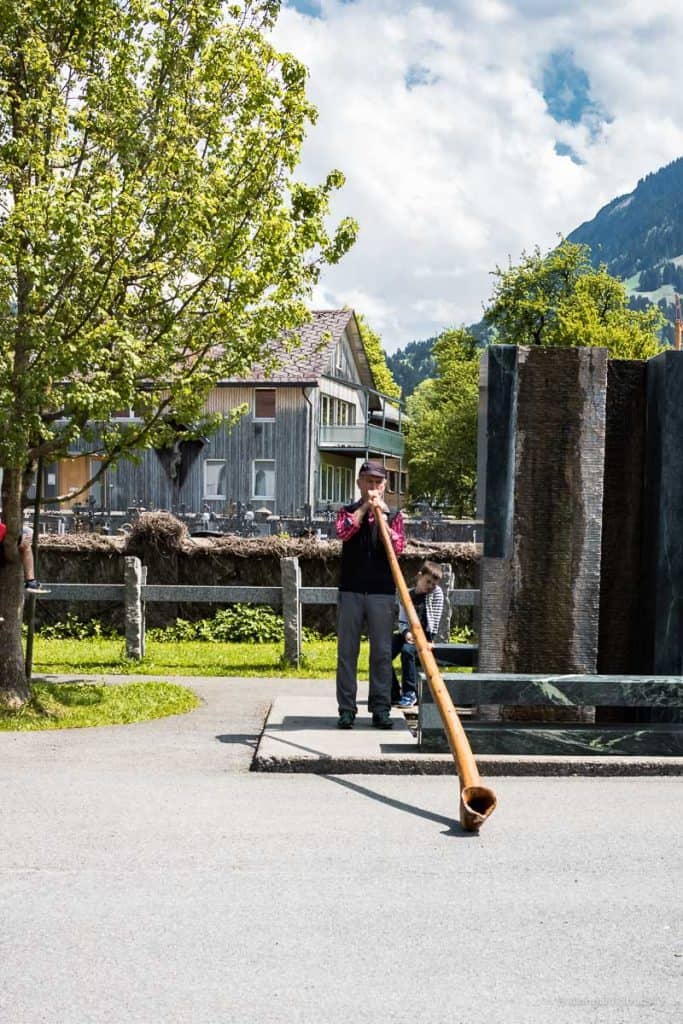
[
  {"xmin": 405, "ymin": 328, "xmax": 480, "ymax": 516},
  {"xmin": 385, "ymin": 336, "xmax": 437, "ymax": 399},
  {"xmin": 485, "ymin": 240, "xmax": 664, "ymax": 357},
  {"xmin": 0, "ymin": 0, "xmax": 357, "ymax": 705},
  {"xmin": 354, "ymin": 313, "xmax": 400, "ymax": 398}
]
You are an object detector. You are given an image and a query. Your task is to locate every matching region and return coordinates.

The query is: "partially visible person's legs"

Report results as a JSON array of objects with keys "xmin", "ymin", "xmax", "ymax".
[
  {"xmin": 366, "ymin": 593, "xmax": 395, "ymax": 720},
  {"xmin": 17, "ymin": 527, "xmax": 48, "ymax": 592},
  {"xmin": 390, "ymin": 632, "xmax": 404, "ymax": 705},
  {"xmin": 18, "ymin": 527, "xmax": 36, "ymax": 583},
  {"xmin": 336, "ymin": 591, "xmax": 365, "ymax": 716},
  {"xmin": 398, "ymin": 641, "xmax": 418, "ymax": 706}
]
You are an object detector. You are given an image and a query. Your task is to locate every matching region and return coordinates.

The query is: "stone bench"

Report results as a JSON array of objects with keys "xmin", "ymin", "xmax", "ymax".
[
  {"xmin": 431, "ymin": 642, "xmax": 477, "ymax": 668},
  {"xmin": 418, "ymin": 673, "xmax": 683, "ymax": 756}
]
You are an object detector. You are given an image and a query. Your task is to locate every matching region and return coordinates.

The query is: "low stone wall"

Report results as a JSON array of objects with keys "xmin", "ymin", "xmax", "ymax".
[{"xmin": 33, "ymin": 516, "xmax": 479, "ymax": 633}]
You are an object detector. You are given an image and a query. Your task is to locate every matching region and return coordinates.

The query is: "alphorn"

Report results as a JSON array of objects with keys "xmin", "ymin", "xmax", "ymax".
[{"xmin": 373, "ymin": 502, "xmax": 497, "ymax": 832}]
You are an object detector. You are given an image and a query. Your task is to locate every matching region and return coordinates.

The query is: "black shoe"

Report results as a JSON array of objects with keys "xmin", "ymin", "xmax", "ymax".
[
  {"xmin": 337, "ymin": 710, "xmax": 355, "ymax": 730},
  {"xmin": 372, "ymin": 711, "xmax": 394, "ymax": 730},
  {"xmin": 25, "ymin": 579, "xmax": 50, "ymax": 595}
]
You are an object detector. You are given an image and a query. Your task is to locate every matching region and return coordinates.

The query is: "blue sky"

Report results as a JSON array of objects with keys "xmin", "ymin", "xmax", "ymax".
[
  {"xmin": 285, "ymin": 0, "xmax": 323, "ymax": 15},
  {"xmin": 274, "ymin": 1, "xmax": 683, "ymax": 349}
]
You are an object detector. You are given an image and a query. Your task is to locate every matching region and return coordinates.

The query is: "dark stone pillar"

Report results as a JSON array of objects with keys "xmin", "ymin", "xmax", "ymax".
[
  {"xmin": 479, "ymin": 346, "xmax": 608, "ymax": 674},
  {"xmin": 641, "ymin": 350, "xmax": 683, "ymax": 676},
  {"xmin": 598, "ymin": 360, "xmax": 646, "ymax": 674}
]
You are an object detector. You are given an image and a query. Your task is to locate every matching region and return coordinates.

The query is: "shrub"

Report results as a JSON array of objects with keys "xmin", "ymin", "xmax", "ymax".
[
  {"xmin": 37, "ymin": 614, "xmax": 120, "ymax": 641},
  {"xmin": 147, "ymin": 605, "xmax": 322, "ymax": 644},
  {"xmin": 450, "ymin": 623, "xmax": 476, "ymax": 644}
]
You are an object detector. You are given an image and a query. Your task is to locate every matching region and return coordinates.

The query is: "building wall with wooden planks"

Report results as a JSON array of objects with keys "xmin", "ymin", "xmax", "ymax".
[
  {"xmin": 54, "ymin": 384, "xmax": 312, "ymax": 516},
  {"xmin": 107, "ymin": 385, "xmax": 311, "ymax": 515},
  {"xmin": 47, "ymin": 326, "xmax": 405, "ymax": 516}
]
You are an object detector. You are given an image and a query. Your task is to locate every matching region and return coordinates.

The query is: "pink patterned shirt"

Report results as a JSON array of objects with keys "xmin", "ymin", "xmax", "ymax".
[{"xmin": 336, "ymin": 504, "xmax": 405, "ymax": 554}]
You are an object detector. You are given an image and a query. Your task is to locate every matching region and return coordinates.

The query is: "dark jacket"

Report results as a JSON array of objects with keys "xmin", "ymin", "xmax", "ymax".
[{"xmin": 338, "ymin": 501, "xmax": 396, "ymax": 595}]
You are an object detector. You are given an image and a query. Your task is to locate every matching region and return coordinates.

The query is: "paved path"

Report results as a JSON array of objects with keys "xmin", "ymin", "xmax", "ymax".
[{"xmin": 1, "ymin": 675, "xmax": 682, "ymax": 1024}]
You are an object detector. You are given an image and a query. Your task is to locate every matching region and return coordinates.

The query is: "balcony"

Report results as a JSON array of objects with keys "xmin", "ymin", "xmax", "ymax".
[{"xmin": 319, "ymin": 423, "xmax": 405, "ymax": 457}]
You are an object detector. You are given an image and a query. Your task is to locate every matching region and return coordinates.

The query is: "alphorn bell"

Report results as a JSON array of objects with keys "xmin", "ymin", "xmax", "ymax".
[{"xmin": 372, "ymin": 501, "xmax": 497, "ymax": 832}]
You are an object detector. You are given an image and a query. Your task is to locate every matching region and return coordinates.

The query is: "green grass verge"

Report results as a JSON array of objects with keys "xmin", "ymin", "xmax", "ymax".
[
  {"xmin": 0, "ymin": 681, "xmax": 200, "ymax": 731},
  {"xmin": 33, "ymin": 637, "xmax": 369, "ymax": 678}
]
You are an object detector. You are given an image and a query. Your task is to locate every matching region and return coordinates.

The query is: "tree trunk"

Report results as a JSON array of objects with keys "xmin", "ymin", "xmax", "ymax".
[{"xmin": 0, "ymin": 467, "xmax": 31, "ymax": 707}]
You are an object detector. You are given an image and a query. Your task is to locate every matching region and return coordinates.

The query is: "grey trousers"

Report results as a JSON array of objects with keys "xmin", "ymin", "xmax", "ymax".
[{"xmin": 336, "ymin": 591, "xmax": 395, "ymax": 715}]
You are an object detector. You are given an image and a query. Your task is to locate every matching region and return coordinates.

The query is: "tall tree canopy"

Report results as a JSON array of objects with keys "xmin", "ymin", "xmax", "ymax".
[
  {"xmin": 405, "ymin": 240, "xmax": 665, "ymax": 522},
  {"xmin": 405, "ymin": 328, "xmax": 480, "ymax": 516},
  {"xmin": 484, "ymin": 240, "xmax": 664, "ymax": 357},
  {"xmin": 355, "ymin": 313, "xmax": 400, "ymax": 399},
  {"xmin": 0, "ymin": 0, "xmax": 357, "ymax": 704}
]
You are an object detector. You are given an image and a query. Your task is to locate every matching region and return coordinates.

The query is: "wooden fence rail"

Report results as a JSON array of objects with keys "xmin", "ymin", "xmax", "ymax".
[{"xmin": 38, "ymin": 556, "xmax": 480, "ymax": 665}]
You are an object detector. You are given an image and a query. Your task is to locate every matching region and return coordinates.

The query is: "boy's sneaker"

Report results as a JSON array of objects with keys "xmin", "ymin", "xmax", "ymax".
[
  {"xmin": 25, "ymin": 580, "xmax": 50, "ymax": 595},
  {"xmin": 337, "ymin": 710, "xmax": 356, "ymax": 730},
  {"xmin": 371, "ymin": 711, "xmax": 394, "ymax": 730},
  {"xmin": 398, "ymin": 692, "xmax": 418, "ymax": 708}
]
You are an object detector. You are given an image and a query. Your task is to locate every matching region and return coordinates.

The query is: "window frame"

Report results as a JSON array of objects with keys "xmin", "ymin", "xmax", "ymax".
[
  {"xmin": 252, "ymin": 459, "xmax": 276, "ymax": 500},
  {"xmin": 334, "ymin": 338, "xmax": 344, "ymax": 373},
  {"xmin": 254, "ymin": 387, "xmax": 276, "ymax": 421},
  {"xmin": 319, "ymin": 463, "xmax": 354, "ymax": 504},
  {"xmin": 203, "ymin": 459, "xmax": 227, "ymax": 501},
  {"xmin": 320, "ymin": 395, "xmax": 357, "ymax": 428}
]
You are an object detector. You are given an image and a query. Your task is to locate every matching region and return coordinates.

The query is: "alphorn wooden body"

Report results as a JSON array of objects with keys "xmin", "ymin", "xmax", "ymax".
[{"xmin": 373, "ymin": 504, "xmax": 497, "ymax": 831}]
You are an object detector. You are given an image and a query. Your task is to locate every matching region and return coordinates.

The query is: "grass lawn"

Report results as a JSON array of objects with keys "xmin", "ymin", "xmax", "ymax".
[
  {"xmin": 33, "ymin": 636, "xmax": 368, "ymax": 678},
  {"xmin": 0, "ymin": 680, "xmax": 199, "ymax": 731}
]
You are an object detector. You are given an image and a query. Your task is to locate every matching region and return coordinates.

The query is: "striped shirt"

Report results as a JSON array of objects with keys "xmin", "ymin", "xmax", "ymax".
[{"xmin": 398, "ymin": 585, "xmax": 444, "ymax": 641}]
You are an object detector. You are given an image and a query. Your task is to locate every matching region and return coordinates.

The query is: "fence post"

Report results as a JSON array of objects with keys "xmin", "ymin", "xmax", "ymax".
[
  {"xmin": 281, "ymin": 556, "xmax": 302, "ymax": 666},
  {"xmin": 125, "ymin": 556, "xmax": 144, "ymax": 660},
  {"xmin": 435, "ymin": 563, "xmax": 454, "ymax": 642},
  {"xmin": 140, "ymin": 564, "xmax": 147, "ymax": 659}
]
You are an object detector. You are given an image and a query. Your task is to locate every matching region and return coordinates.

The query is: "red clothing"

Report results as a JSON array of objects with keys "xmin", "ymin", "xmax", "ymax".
[
  {"xmin": 0, "ymin": 522, "xmax": 6, "ymax": 544},
  {"xmin": 336, "ymin": 504, "xmax": 405, "ymax": 554}
]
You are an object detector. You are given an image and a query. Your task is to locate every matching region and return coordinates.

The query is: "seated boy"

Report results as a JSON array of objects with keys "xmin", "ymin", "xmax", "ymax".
[
  {"xmin": 391, "ymin": 561, "xmax": 444, "ymax": 707},
  {"xmin": 0, "ymin": 522, "xmax": 49, "ymax": 593}
]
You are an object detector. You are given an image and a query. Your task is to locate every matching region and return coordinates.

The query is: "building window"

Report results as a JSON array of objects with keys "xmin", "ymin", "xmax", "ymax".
[
  {"xmin": 254, "ymin": 388, "xmax": 276, "ymax": 420},
  {"xmin": 320, "ymin": 464, "xmax": 354, "ymax": 504},
  {"xmin": 253, "ymin": 459, "xmax": 275, "ymax": 499},
  {"xmin": 320, "ymin": 395, "xmax": 356, "ymax": 426},
  {"xmin": 334, "ymin": 338, "xmax": 344, "ymax": 372},
  {"xmin": 387, "ymin": 470, "xmax": 397, "ymax": 493},
  {"xmin": 400, "ymin": 471, "xmax": 408, "ymax": 494},
  {"xmin": 110, "ymin": 404, "xmax": 148, "ymax": 420},
  {"xmin": 204, "ymin": 460, "xmax": 226, "ymax": 499},
  {"xmin": 334, "ymin": 466, "xmax": 344, "ymax": 502},
  {"xmin": 320, "ymin": 464, "xmax": 333, "ymax": 502}
]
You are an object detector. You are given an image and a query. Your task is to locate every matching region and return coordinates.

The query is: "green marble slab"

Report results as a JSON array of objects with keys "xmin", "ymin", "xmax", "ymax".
[
  {"xmin": 420, "ymin": 723, "xmax": 683, "ymax": 756},
  {"xmin": 419, "ymin": 673, "xmax": 683, "ymax": 707}
]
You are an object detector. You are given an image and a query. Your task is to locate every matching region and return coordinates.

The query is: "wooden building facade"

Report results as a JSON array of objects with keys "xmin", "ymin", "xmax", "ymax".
[{"xmin": 40, "ymin": 310, "xmax": 407, "ymax": 517}]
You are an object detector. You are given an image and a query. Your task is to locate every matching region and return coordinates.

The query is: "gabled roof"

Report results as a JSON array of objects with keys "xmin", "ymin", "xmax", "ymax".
[{"xmin": 222, "ymin": 309, "xmax": 375, "ymax": 388}]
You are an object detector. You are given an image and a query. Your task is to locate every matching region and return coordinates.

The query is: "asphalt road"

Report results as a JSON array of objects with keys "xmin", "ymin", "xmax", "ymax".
[{"xmin": 1, "ymin": 675, "xmax": 681, "ymax": 1024}]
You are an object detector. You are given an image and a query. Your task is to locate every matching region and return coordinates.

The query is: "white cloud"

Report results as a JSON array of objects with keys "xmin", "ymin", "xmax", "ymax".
[{"xmin": 275, "ymin": 1, "xmax": 683, "ymax": 350}]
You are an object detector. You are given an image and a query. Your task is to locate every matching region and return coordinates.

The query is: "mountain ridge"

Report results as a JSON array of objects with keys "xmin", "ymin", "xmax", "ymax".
[{"xmin": 388, "ymin": 155, "xmax": 683, "ymax": 396}]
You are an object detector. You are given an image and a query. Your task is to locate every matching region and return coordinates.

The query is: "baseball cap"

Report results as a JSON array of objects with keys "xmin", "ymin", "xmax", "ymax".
[{"xmin": 358, "ymin": 460, "xmax": 387, "ymax": 478}]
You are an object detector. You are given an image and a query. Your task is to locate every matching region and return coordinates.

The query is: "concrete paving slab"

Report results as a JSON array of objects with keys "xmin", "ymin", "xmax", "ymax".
[
  {"xmin": 253, "ymin": 695, "xmax": 420, "ymax": 773},
  {"xmin": 254, "ymin": 695, "xmax": 683, "ymax": 776}
]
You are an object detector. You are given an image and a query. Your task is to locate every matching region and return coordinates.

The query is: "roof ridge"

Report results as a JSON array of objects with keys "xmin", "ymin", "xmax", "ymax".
[{"xmin": 310, "ymin": 308, "xmax": 353, "ymax": 315}]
